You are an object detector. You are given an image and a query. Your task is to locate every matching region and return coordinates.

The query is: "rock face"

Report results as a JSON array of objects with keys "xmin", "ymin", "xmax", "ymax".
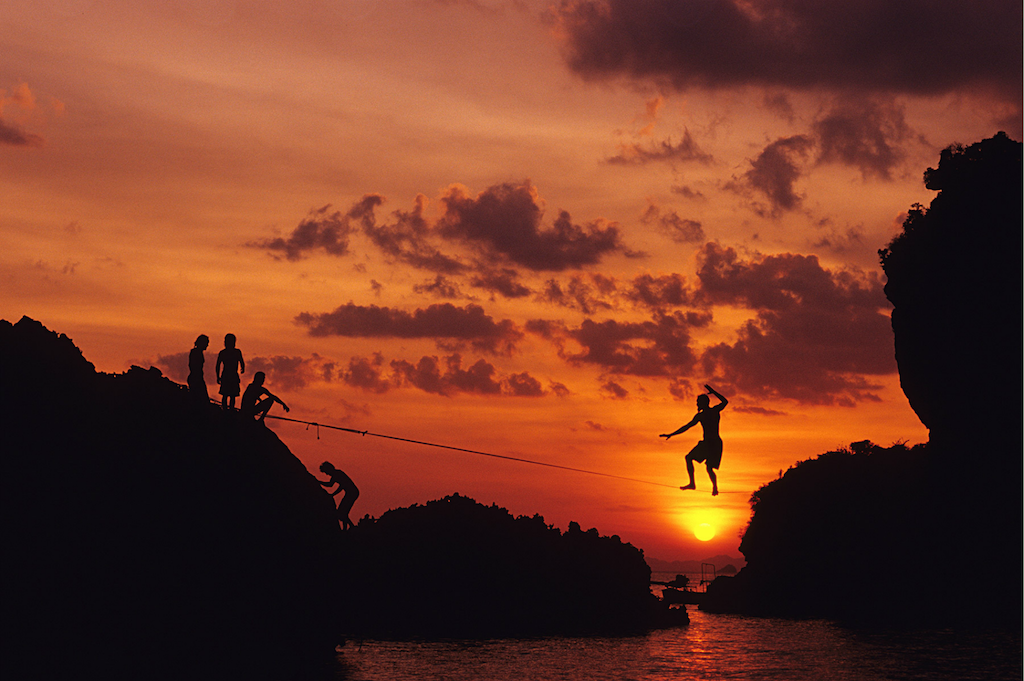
[
  {"xmin": 879, "ymin": 131, "xmax": 1023, "ymax": 457},
  {"xmin": 337, "ymin": 494, "xmax": 676, "ymax": 637},
  {"xmin": 703, "ymin": 134, "xmax": 1023, "ymax": 627},
  {"xmin": 1, "ymin": 317, "xmax": 345, "ymax": 680}
]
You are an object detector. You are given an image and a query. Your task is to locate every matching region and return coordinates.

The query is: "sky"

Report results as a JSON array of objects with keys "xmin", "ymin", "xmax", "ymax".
[{"xmin": 2, "ymin": 0, "xmax": 1020, "ymax": 562}]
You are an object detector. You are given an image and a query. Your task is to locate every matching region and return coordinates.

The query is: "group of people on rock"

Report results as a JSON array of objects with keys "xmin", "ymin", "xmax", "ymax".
[
  {"xmin": 187, "ymin": 333, "xmax": 289, "ymax": 421},
  {"xmin": 185, "ymin": 333, "xmax": 358, "ymax": 528}
]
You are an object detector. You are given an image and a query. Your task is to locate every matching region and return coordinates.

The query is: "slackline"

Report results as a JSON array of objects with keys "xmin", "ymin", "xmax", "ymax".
[{"xmin": 263, "ymin": 413, "xmax": 679, "ymax": 490}]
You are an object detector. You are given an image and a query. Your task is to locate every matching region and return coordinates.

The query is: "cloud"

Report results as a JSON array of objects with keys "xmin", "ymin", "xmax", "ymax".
[
  {"xmin": 363, "ymin": 193, "xmax": 469, "ymax": 274},
  {"xmin": 295, "ymin": 302, "xmax": 523, "ymax": 355},
  {"xmin": 254, "ymin": 197, "xmax": 381, "ymax": 260},
  {"xmin": 0, "ymin": 119, "xmax": 43, "ymax": 147},
  {"xmin": 439, "ymin": 181, "xmax": 624, "ymax": 270},
  {"xmin": 154, "ymin": 351, "xmax": 190, "ymax": 382},
  {"xmin": 469, "ymin": 267, "xmax": 532, "ymax": 298},
  {"xmin": 812, "ymin": 97, "xmax": 912, "ymax": 179},
  {"xmin": 0, "ymin": 82, "xmax": 45, "ymax": 147},
  {"xmin": 536, "ymin": 311, "xmax": 707, "ymax": 377},
  {"xmin": 606, "ymin": 129, "xmax": 713, "ymax": 165},
  {"xmin": 641, "ymin": 204, "xmax": 705, "ymax": 243},
  {"xmin": 626, "ymin": 272, "xmax": 699, "ymax": 309},
  {"xmin": 671, "ymin": 184, "xmax": 706, "ymax": 200},
  {"xmin": 552, "ymin": 0, "xmax": 1023, "ymax": 105},
  {"xmin": 247, "ymin": 354, "xmax": 338, "ymax": 391},
  {"xmin": 341, "ymin": 353, "xmax": 394, "ymax": 393},
  {"xmin": 413, "ymin": 275, "xmax": 466, "ymax": 299},
  {"xmin": 694, "ymin": 242, "xmax": 894, "ymax": 404},
  {"xmin": 728, "ymin": 135, "xmax": 813, "ymax": 216},
  {"xmin": 537, "ymin": 275, "xmax": 616, "ymax": 314},
  {"xmin": 342, "ymin": 352, "xmax": 549, "ymax": 397},
  {"xmin": 601, "ymin": 380, "xmax": 630, "ymax": 399}
]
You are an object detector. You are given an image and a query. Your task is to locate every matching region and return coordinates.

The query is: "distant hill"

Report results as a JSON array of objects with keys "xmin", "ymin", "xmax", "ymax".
[
  {"xmin": 337, "ymin": 494, "xmax": 685, "ymax": 637},
  {"xmin": 702, "ymin": 133, "xmax": 1023, "ymax": 628},
  {"xmin": 647, "ymin": 555, "xmax": 745, "ymax": 574}
]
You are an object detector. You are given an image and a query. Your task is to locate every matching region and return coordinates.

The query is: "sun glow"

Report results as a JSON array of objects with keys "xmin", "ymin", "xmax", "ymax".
[{"xmin": 694, "ymin": 523, "xmax": 716, "ymax": 541}]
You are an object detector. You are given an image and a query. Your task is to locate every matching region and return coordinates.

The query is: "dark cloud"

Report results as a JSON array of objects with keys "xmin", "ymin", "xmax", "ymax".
[
  {"xmin": 154, "ymin": 351, "xmax": 190, "ymax": 382},
  {"xmin": 601, "ymin": 380, "xmax": 630, "ymax": 399},
  {"xmin": 694, "ymin": 242, "xmax": 894, "ymax": 404},
  {"xmin": 439, "ymin": 181, "xmax": 624, "ymax": 271},
  {"xmin": 811, "ymin": 225, "xmax": 867, "ymax": 255},
  {"xmin": 363, "ymin": 193, "xmax": 469, "ymax": 274},
  {"xmin": 553, "ymin": 0, "xmax": 1022, "ymax": 105},
  {"xmin": 729, "ymin": 135, "xmax": 813, "ymax": 216},
  {"xmin": 469, "ymin": 267, "xmax": 532, "ymax": 298},
  {"xmin": 671, "ymin": 184, "xmax": 706, "ymax": 200},
  {"xmin": 342, "ymin": 353, "xmax": 393, "ymax": 393},
  {"xmin": 557, "ymin": 311, "xmax": 705, "ymax": 377},
  {"xmin": 248, "ymin": 354, "xmax": 337, "ymax": 391},
  {"xmin": 0, "ymin": 118, "xmax": 43, "ymax": 147},
  {"xmin": 413, "ymin": 275, "xmax": 465, "ymax": 299},
  {"xmin": 295, "ymin": 302, "xmax": 523, "ymax": 355},
  {"xmin": 537, "ymin": 275, "xmax": 616, "ymax": 314},
  {"xmin": 503, "ymin": 371, "xmax": 546, "ymax": 397},
  {"xmin": 641, "ymin": 204, "xmax": 705, "ymax": 243},
  {"xmin": 812, "ymin": 97, "xmax": 912, "ymax": 179},
  {"xmin": 626, "ymin": 272, "xmax": 699, "ymax": 309},
  {"xmin": 388, "ymin": 354, "xmax": 548, "ymax": 397},
  {"xmin": 255, "ymin": 198, "xmax": 381, "ymax": 260},
  {"xmin": 605, "ymin": 129, "xmax": 712, "ymax": 165}
]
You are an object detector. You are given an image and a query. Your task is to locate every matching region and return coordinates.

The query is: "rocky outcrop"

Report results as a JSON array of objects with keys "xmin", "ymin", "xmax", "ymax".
[
  {"xmin": 336, "ymin": 494, "xmax": 680, "ymax": 637},
  {"xmin": 880, "ymin": 131, "xmax": 1022, "ymax": 458},
  {"xmin": 1, "ymin": 317, "xmax": 345, "ymax": 680},
  {"xmin": 703, "ymin": 134, "xmax": 1023, "ymax": 627}
]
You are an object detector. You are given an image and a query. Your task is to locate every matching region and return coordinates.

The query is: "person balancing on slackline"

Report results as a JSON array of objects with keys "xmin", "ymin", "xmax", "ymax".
[{"xmin": 660, "ymin": 384, "xmax": 729, "ymax": 496}]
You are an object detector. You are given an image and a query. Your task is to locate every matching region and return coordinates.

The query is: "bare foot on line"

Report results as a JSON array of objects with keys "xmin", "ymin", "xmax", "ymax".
[{"xmin": 680, "ymin": 483, "xmax": 696, "ymax": 490}]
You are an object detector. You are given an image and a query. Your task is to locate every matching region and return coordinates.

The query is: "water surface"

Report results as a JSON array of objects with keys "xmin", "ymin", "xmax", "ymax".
[{"xmin": 337, "ymin": 606, "xmax": 1022, "ymax": 680}]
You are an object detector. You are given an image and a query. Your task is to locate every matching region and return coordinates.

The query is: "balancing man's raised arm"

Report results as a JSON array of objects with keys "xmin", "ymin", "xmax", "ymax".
[{"xmin": 705, "ymin": 384, "xmax": 728, "ymax": 409}]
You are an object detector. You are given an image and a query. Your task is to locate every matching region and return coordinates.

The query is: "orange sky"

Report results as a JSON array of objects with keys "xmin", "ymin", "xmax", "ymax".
[{"xmin": 3, "ymin": 0, "xmax": 1019, "ymax": 561}]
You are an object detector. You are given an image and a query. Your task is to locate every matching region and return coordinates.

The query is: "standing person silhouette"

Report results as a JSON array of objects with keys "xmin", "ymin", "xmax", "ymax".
[
  {"xmin": 215, "ymin": 333, "xmax": 245, "ymax": 410},
  {"xmin": 187, "ymin": 334, "xmax": 210, "ymax": 403},
  {"xmin": 240, "ymin": 371, "xmax": 289, "ymax": 422},
  {"xmin": 661, "ymin": 384, "xmax": 728, "ymax": 496},
  {"xmin": 319, "ymin": 462, "xmax": 359, "ymax": 530}
]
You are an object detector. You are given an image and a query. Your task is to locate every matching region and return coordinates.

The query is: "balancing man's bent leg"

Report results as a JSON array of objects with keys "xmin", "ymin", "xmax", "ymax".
[
  {"xmin": 681, "ymin": 449, "xmax": 698, "ymax": 490},
  {"xmin": 707, "ymin": 465, "xmax": 718, "ymax": 496}
]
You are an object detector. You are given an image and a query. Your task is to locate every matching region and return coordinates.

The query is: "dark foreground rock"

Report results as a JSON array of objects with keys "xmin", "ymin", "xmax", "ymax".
[
  {"xmin": 703, "ymin": 133, "xmax": 1023, "ymax": 628},
  {"xmin": 1, "ymin": 317, "xmax": 685, "ymax": 677},
  {"xmin": 337, "ymin": 494, "xmax": 682, "ymax": 638},
  {"xmin": 1, "ymin": 317, "xmax": 345, "ymax": 680}
]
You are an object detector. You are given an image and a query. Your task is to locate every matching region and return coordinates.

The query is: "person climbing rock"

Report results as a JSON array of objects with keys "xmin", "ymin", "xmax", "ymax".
[{"xmin": 318, "ymin": 461, "xmax": 359, "ymax": 530}]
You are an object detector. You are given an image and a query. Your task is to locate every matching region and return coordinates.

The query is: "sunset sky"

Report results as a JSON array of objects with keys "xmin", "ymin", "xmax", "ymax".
[{"xmin": 3, "ymin": 0, "xmax": 1020, "ymax": 561}]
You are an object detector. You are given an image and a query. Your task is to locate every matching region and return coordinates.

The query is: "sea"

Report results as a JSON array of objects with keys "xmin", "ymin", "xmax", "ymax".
[{"xmin": 332, "ymin": 573, "xmax": 1022, "ymax": 681}]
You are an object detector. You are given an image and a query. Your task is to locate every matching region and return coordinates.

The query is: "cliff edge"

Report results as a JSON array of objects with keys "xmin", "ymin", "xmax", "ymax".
[{"xmin": 0, "ymin": 317, "xmax": 345, "ymax": 680}]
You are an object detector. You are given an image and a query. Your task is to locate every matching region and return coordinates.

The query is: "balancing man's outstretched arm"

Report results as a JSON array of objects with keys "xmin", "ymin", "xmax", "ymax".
[{"xmin": 660, "ymin": 415, "xmax": 699, "ymax": 440}]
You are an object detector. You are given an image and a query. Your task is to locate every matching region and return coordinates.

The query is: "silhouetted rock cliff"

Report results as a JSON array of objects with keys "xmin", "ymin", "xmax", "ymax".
[
  {"xmin": 1, "ymin": 317, "xmax": 345, "ymax": 680},
  {"xmin": 703, "ymin": 134, "xmax": 1023, "ymax": 628},
  {"xmin": 337, "ymin": 494, "xmax": 677, "ymax": 637},
  {"xmin": 880, "ymin": 131, "xmax": 1023, "ymax": 458}
]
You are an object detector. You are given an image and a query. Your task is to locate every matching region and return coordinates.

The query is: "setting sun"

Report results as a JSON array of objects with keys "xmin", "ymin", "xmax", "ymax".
[{"xmin": 694, "ymin": 523, "xmax": 715, "ymax": 542}]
